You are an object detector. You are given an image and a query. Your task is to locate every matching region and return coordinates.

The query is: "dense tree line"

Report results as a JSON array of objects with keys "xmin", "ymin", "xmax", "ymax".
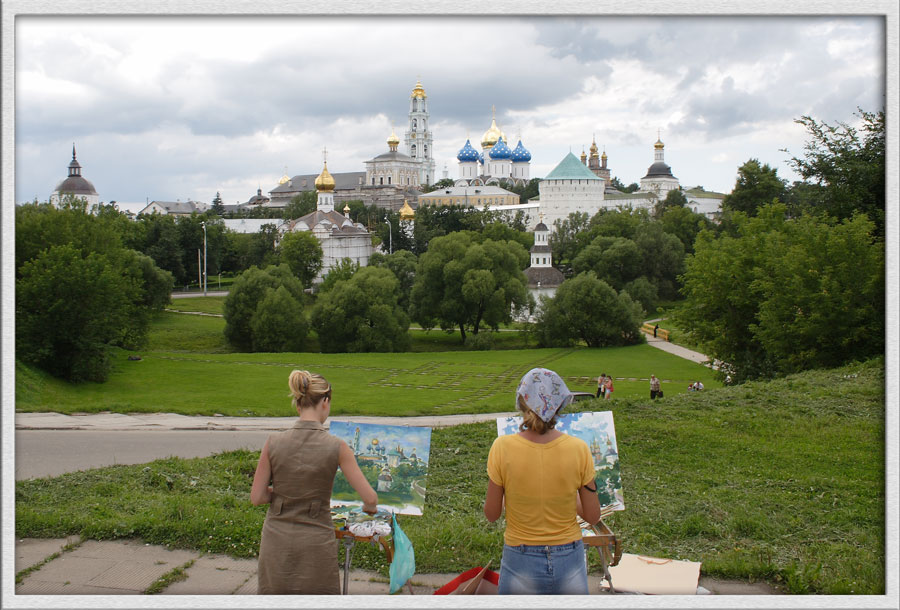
[
  {"xmin": 15, "ymin": 198, "xmax": 173, "ymax": 381},
  {"xmin": 676, "ymin": 107, "xmax": 885, "ymax": 382}
]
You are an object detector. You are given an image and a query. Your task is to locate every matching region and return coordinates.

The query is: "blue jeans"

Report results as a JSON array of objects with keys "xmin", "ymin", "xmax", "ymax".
[{"xmin": 498, "ymin": 540, "xmax": 588, "ymax": 595}]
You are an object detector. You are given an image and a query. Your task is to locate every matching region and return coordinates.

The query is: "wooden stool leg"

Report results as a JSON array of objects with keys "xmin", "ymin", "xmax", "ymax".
[{"xmin": 600, "ymin": 547, "xmax": 614, "ymax": 594}]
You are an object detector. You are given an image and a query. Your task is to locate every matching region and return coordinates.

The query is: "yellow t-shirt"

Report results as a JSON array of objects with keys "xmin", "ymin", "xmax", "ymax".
[{"xmin": 486, "ymin": 433, "xmax": 595, "ymax": 546}]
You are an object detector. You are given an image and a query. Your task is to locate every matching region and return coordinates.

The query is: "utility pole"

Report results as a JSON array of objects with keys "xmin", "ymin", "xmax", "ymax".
[{"xmin": 201, "ymin": 221, "xmax": 208, "ymax": 296}]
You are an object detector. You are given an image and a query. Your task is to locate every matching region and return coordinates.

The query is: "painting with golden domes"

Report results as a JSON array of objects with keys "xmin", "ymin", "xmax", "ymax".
[
  {"xmin": 497, "ymin": 411, "xmax": 624, "ymax": 512},
  {"xmin": 330, "ymin": 421, "xmax": 432, "ymax": 515}
]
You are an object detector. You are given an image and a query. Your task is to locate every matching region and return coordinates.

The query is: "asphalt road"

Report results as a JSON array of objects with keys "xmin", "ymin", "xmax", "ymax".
[{"xmin": 15, "ymin": 429, "xmax": 270, "ymax": 480}]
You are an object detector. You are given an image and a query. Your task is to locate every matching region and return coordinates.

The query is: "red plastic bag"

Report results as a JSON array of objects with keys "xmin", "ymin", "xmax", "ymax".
[{"xmin": 433, "ymin": 566, "xmax": 500, "ymax": 595}]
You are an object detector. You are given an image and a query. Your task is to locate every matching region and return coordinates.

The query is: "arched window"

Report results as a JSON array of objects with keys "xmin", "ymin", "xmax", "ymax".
[
  {"xmin": 379, "ymin": 177, "xmax": 384, "ymax": 185},
  {"xmin": 412, "ymin": 119, "xmax": 417, "ymax": 130},
  {"xmin": 388, "ymin": 176, "xmax": 392, "ymax": 185},
  {"xmin": 411, "ymin": 144, "xmax": 417, "ymax": 157},
  {"xmin": 372, "ymin": 177, "xmax": 375, "ymax": 185}
]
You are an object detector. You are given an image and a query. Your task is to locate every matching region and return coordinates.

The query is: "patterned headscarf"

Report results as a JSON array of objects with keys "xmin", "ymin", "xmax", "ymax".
[{"xmin": 515, "ymin": 368, "xmax": 574, "ymax": 422}]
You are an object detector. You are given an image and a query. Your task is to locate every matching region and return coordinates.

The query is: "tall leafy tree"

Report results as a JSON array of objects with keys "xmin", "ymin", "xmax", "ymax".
[
  {"xmin": 535, "ymin": 272, "xmax": 644, "ymax": 348},
  {"xmin": 368, "ymin": 249, "xmax": 418, "ymax": 312},
  {"xmin": 784, "ymin": 108, "xmax": 885, "ymax": 235},
  {"xmin": 211, "ymin": 192, "xmax": 225, "ymax": 216},
  {"xmin": 675, "ymin": 204, "xmax": 883, "ymax": 381},
  {"xmin": 223, "ymin": 265, "xmax": 306, "ymax": 351},
  {"xmin": 410, "ymin": 232, "xmax": 529, "ymax": 342},
  {"xmin": 250, "ymin": 286, "xmax": 309, "ymax": 352},
  {"xmin": 311, "ymin": 266, "xmax": 410, "ymax": 353},
  {"xmin": 278, "ymin": 230, "xmax": 323, "ymax": 287},
  {"xmin": 721, "ymin": 158, "xmax": 788, "ymax": 217}
]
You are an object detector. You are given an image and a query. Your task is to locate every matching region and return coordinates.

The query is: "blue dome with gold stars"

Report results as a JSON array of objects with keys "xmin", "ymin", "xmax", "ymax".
[
  {"xmin": 511, "ymin": 139, "xmax": 531, "ymax": 162},
  {"xmin": 488, "ymin": 136, "xmax": 512, "ymax": 160},
  {"xmin": 457, "ymin": 139, "xmax": 480, "ymax": 162}
]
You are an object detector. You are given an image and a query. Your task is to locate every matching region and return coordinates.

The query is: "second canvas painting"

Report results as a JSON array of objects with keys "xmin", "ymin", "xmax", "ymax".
[
  {"xmin": 329, "ymin": 421, "xmax": 432, "ymax": 515},
  {"xmin": 497, "ymin": 411, "xmax": 624, "ymax": 511}
]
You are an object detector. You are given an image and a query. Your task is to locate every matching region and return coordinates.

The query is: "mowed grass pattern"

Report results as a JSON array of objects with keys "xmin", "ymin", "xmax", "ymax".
[{"xmin": 16, "ymin": 344, "xmax": 718, "ymax": 416}]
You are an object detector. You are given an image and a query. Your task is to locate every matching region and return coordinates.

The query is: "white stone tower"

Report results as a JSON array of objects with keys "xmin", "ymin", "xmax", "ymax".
[{"xmin": 405, "ymin": 79, "xmax": 435, "ymax": 186}]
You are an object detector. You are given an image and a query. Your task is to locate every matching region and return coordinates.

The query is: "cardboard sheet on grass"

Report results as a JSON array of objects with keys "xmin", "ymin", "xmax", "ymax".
[
  {"xmin": 330, "ymin": 421, "xmax": 431, "ymax": 515},
  {"xmin": 604, "ymin": 553, "xmax": 701, "ymax": 594},
  {"xmin": 497, "ymin": 411, "xmax": 624, "ymax": 511}
]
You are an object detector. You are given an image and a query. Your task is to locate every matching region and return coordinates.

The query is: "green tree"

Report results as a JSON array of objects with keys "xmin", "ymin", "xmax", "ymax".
[
  {"xmin": 211, "ymin": 192, "xmax": 225, "ymax": 216},
  {"xmin": 572, "ymin": 236, "xmax": 643, "ymax": 291},
  {"xmin": 250, "ymin": 285, "xmax": 309, "ymax": 352},
  {"xmin": 136, "ymin": 214, "xmax": 186, "ymax": 284},
  {"xmin": 311, "ymin": 266, "xmax": 410, "ymax": 353},
  {"xmin": 658, "ymin": 205, "xmax": 713, "ymax": 254},
  {"xmin": 223, "ymin": 265, "xmax": 306, "ymax": 351},
  {"xmin": 674, "ymin": 204, "xmax": 883, "ymax": 381},
  {"xmin": 721, "ymin": 158, "xmax": 788, "ymax": 217},
  {"xmin": 589, "ymin": 207, "xmax": 652, "ymax": 240},
  {"xmin": 368, "ymin": 249, "xmax": 418, "ymax": 312},
  {"xmin": 535, "ymin": 272, "xmax": 644, "ymax": 348},
  {"xmin": 16, "ymin": 245, "xmax": 138, "ymax": 382},
  {"xmin": 632, "ymin": 223, "xmax": 685, "ymax": 300},
  {"xmin": 278, "ymin": 231, "xmax": 323, "ymax": 287},
  {"xmin": 410, "ymin": 232, "xmax": 529, "ymax": 342},
  {"xmin": 317, "ymin": 258, "xmax": 360, "ymax": 294},
  {"xmin": 283, "ymin": 191, "xmax": 317, "ymax": 219},
  {"xmin": 784, "ymin": 108, "xmax": 885, "ymax": 235},
  {"xmin": 654, "ymin": 188, "xmax": 688, "ymax": 218},
  {"xmin": 549, "ymin": 211, "xmax": 591, "ymax": 268},
  {"xmin": 622, "ymin": 276, "xmax": 657, "ymax": 314}
]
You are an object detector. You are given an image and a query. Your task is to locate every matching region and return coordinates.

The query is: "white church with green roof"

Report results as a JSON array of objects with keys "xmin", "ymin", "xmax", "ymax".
[{"xmin": 537, "ymin": 152, "xmax": 606, "ymax": 229}]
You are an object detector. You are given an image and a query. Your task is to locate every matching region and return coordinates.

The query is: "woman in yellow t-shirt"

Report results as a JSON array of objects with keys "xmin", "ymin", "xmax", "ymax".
[{"xmin": 484, "ymin": 368, "xmax": 602, "ymax": 595}]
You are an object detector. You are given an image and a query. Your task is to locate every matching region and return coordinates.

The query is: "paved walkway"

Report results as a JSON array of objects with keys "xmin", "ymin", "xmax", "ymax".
[{"xmin": 14, "ymin": 536, "xmax": 777, "ymax": 596}]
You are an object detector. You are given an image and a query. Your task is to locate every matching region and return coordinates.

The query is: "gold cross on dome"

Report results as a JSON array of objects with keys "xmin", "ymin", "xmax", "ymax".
[{"xmin": 322, "ymin": 147, "xmax": 328, "ymax": 163}]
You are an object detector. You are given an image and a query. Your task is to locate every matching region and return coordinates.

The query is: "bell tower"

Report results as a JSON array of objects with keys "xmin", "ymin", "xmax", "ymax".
[{"xmin": 405, "ymin": 78, "xmax": 435, "ymax": 186}]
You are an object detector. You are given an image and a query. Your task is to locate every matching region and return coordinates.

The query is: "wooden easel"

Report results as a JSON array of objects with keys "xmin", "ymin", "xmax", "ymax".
[
  {"xmin": 579, "ymin": 511, "xmax": 623, "ymax": 593},
  {"xmin": 334, "ymin": 528, "xmax": 401, "ymax": 595}
]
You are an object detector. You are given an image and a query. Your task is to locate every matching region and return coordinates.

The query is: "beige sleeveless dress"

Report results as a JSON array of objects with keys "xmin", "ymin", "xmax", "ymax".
[{"xmin": 257, "ymin": 419, "xmax": 342, "ymax": 594}]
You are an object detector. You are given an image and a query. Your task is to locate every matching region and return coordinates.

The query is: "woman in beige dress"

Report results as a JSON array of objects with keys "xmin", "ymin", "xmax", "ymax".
[{"xmin": 251, "ymin": 370, "xmax": 378, "ymax": 594}]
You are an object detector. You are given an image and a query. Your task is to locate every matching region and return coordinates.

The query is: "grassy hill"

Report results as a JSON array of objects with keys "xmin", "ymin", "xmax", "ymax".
[{"xmin": 15, "ymin": 357, "xmax": 885, "ymax": 594}]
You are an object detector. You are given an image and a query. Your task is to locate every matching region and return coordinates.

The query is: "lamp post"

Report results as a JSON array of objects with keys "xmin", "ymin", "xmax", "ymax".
[
  {"xmin": 201, "ymin": 221, "xmax": 207, "ymax": 296},
  {"xmin": 387, "ymin": 218, "xmax": 393, "ymax": 254}
]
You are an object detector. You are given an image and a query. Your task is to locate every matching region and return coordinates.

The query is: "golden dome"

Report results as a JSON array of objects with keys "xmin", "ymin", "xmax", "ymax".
[
  {"xmin": 399, "ymin": 199, "xmax": 415, "ymax": 220},
  {"xmin": 387, "ymin": 127, "xmax": 400, "ymax": 150},
  {"xmin": 580, "ymin": 148, "xmax": 587, "ymax": 163},
  {"xmin": 654, "ymin": 138, "xmax": 665, "ymax": 150},
  {"xmin": 279, "ymin": 172, "xmax": 290, "ymax": 185},
  {"xmin": 589, "ymin": 138, "xmax": 599, "ymax": 157},
  {"xmin": 411, "ymin": 79, "xmax": 427, "ymax": 99},
  {"xmin": 481, "ymin": 117, "xmax": 506, "ymax": 148},
  {"xmin": 343, "ymin": 203, "xmax": 351, "ymax": 214},
  {"xmin": 315, "ymin": 161, "xmax": 336, "ymax": 192},
  {"xmin": 601, "ymin": 148, "xmax": 607, "ymax": 160}
]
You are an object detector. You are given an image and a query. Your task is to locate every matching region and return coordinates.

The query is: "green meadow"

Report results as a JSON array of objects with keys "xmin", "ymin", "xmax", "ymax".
[
  {"xmin": 15, "ymin": 298, "xmax": 885, "ymax": 593},
  {"xmin": 16, "ymin": 298, "xmax": 718, "ymax": 417}
]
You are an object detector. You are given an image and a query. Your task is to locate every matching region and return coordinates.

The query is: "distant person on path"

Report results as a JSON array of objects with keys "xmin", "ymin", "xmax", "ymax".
[
  {"xmin": 604, "ymin": 376, "xmax": 614, "ymax": 400},
  {"xmin": 596, "ymin": 373, "xmax": 607, "ymax": 398},
  {"xmin": 653, "ymin": 323, "xmax": 659, "ymax": 338},
  {"xmin": 251, "ymin": 370, "xmax": 378, "ymax": 594},
  {"xmin": 650, "ymin": 375, "xmax": 661, "ymax": 399},
  {"xmin": 484, "ymin": 368, "xmax": 602, "ymax": 594}
]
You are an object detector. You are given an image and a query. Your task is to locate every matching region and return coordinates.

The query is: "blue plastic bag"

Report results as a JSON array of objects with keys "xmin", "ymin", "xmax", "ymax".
[{"xmin": 389, "ymin": 513, "xmax": 415, "ymax": 594}]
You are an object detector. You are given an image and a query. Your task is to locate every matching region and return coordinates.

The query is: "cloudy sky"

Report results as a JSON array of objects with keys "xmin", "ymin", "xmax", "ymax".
[{"xmin": 13, "ymin": 13, "xmax": 886, "ymax": 208}]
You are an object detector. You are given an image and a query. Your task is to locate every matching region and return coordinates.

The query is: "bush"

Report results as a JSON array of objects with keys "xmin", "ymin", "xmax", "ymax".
[
  {"xmin": 311, "ymin": 266, "xmax": 410, "ymax": 353},
  {"xmin": 622, "ymin": 276, "xmax": 657, "ymax": 315},
  {"xmin": 250, "ymin": 286, "xmax": 308, "ymax": 352},
  {"xmin": 16, "ymin": 245, "xmax": 135, "ymax": 382},
  {"xmin": 465, "ymin": 331, "xmax": 495, "ymax": 351},
  {"xmin": 223, "ymin": 265, "xmax": 306, "ymax": 351},
  {"xmin": 535, "ymin": 272, "xmax": 644, "ymax": 348}
]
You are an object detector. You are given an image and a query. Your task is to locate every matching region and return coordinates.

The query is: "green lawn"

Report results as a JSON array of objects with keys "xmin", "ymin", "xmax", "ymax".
[
  {"xmin": 15, "ymin": 343, "xmax": 718, "ymax": 417},
  {"xmin": 15, "ymin": 358, "xmax": 885, "ymax": 594}
]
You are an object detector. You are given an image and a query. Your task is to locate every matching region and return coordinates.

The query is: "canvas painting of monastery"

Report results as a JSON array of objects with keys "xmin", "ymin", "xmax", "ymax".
[
  {"xmin": 496, "ymin": 411, "xmax": 625, "ymax": 511},
  {"xmin": 329, "ymin": 421, "xmax": 432, "ymax": 515}
]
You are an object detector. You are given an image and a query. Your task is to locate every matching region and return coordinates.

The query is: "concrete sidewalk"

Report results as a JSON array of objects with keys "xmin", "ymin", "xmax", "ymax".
[
  {"xmin": 14, "ymin": 536, "xmax": 778, "ymax": 596},
  {"xmin": 14, "ymin": 410, "xmax": 516, "ymax": 432}
]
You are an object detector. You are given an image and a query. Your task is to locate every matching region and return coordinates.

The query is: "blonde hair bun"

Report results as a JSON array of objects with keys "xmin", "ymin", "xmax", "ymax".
[{"xmin": 288, "ymin": 370, "xmax": 331, "ymax": 410}]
